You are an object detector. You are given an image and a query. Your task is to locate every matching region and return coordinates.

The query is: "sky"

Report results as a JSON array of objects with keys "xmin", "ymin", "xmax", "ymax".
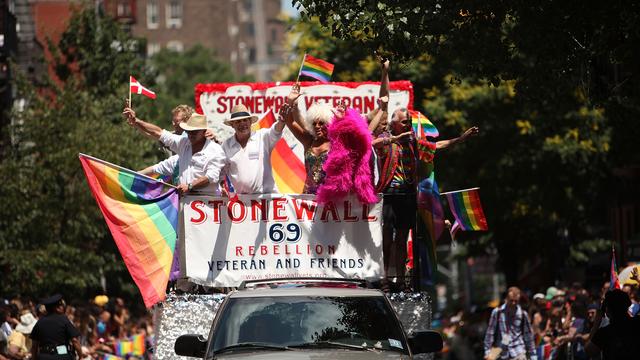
[{"xmin": 281, "ymin": 0, "xmax": 300, "ymax": 17}]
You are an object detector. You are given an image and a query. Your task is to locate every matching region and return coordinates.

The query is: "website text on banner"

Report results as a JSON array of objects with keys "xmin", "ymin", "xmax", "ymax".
[
  {"xmin": 195, "ymin": 81, "xmax": 414, "ymax": 124},
  {"xmin": 182, "ymin": 194, "xmax": 384, "ymax": 287}
]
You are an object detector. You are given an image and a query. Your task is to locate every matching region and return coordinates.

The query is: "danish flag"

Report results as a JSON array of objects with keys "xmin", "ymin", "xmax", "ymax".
[{"xmin": 129, "ymin": 76, "xmax": 156, "ymax": 99}]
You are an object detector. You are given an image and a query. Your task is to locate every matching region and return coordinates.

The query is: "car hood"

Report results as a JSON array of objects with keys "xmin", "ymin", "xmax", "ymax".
[{"xmin": 216, "ymin": 349, "xmax": 410, "ymax": 359}]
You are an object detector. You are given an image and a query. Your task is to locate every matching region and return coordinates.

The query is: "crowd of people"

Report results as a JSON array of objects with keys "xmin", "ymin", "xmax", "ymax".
[
  {"xmin": 122, "ymin": 58, "xmax": 479, "ymax": 291},
  {"xmin": 0, "ymin": 295, "xmax": 153, "ymax": 360},
  {"xmin": 438, "ymin": 274, "xmax": 640, "ymax": 360}
]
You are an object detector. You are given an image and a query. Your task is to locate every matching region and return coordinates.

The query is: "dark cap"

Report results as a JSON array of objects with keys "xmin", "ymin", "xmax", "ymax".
[{"xmin": 40, "ymin": 294, "xmax": 63, "ymax": 306}]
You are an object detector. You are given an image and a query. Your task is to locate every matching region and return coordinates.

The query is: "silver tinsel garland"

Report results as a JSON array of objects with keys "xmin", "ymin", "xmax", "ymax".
[{"xmin": 154, "ymin": 292, "xmax": 433, "ymax": 360}]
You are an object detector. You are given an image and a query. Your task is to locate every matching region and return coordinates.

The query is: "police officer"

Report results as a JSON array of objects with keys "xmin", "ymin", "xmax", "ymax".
[{"xmin": 30, "ymin": 295, "xmax": 84, "ymax": 360}]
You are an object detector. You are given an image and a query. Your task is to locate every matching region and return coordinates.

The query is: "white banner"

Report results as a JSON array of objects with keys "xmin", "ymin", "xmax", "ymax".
[{"xmin": 182, "ymin": 194, "xmax": 383, "ymax": 286}]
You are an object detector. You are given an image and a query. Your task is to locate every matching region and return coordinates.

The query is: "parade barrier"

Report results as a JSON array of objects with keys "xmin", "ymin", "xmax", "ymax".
[
  {"xmin": 154, "ymin": 292, "xmax": 433, "ymax": 360},
  {"xmin": 180, "ymin": 194, "xmax": 384, "ymax": 287}
]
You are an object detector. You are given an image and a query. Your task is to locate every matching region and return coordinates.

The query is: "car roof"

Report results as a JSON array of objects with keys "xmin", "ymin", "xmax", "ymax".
[{"xmin": 227, "ymin": 286, "xmax": 387, "ymax": 298}]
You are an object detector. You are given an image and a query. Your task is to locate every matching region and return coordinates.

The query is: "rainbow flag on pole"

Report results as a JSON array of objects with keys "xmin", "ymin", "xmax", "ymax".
[
  {"xmin": 79, "ymin": 154, "xmax": 178, "ymax": 308},
  {"xmin": 252, "ymin": 110, "xmax": 305, "ymax": 193},
  {"xmin": 409, "ymin": 110, "xmax": 439, "ymax": 138},
  {"xmin": 299, "ymin": 54, "xmax": 334, "ymax": 83},
  {"xmin": 610, "ymin": 247, "xmax": 621, "ymax": 290},
  {"xmin": 443, "ymin": 188, "xmax": 488, "ymax": 240}
]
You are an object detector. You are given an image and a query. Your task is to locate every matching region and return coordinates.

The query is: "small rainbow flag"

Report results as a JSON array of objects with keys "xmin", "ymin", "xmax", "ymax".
[
  {"xmin": 252, "ymin": 110, "xmax": 305, "ymax": 193},
  {"xmin": 610, "ymin": 247, "xmax": 620, "ymax": 290},
  {"xmin": 79, "ymin": 154, "xmax": 178, "ymax": 308},
  {"xmin": 299, "ymin": 54, "xmax": 334, "ymax": 83},
  {"xmin": 115, "ymin": 339, "xmax": 133, "ymax": 357},
  {"xmin": 409, "ymin": 110, "xmax": 439, "ymax": 138},
  {"xmin": 443, "ymin": 188, "xmax": 488, "ymax": 240}
]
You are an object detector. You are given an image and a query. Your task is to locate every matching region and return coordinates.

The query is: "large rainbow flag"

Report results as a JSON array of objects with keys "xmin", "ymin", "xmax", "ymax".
[
  {"xmin": 252, "ymin": 110, "xmax": 305, "ymax": 193},
  {"xmin": 299, "ymin": 54, "xmax": 334, "ymax": 83},
  {"xmin": 443, "ymin": 188, "xmax": 488, "ymax": 240},
  {"xmin": 79, "ymin": 154, "xmax": 178, "ymax": 308},
  {"xmin": 409, "ymin": 110, "xmax": 439, "ymax": 138}
]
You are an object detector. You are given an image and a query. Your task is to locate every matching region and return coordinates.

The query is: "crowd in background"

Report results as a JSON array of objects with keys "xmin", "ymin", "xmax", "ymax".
[
  {"xmin": 0, "ymin": 295, "xmax": 153, "ymax": 360},
  {"xmin": 437, "ymin": 278, "xmax": 639, "ymax": 360}
]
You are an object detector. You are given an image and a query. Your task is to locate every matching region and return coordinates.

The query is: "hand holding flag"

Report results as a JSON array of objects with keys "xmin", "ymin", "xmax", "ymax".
[{"xmin": 297, "ymin": 54, "xmax": 334, "ymax": 83}]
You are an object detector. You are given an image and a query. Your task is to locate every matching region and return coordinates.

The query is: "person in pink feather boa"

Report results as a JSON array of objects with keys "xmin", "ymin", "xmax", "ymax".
[{"xmin": 315, "ymin": 107, "xmax": 378, "ymax": 205}]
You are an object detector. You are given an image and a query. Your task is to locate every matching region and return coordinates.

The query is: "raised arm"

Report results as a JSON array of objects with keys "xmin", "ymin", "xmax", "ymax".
[
  {"xmin": 123, "ymin": 107, "xmax": 163, "ymax": 140},
  {"xmin": 283, "ymin": 84, "xmax": 313, "ymax": 148},
  {"xmin": 368, "ymin": 100, "xmax": 388, "ymax": 133},
  {"xmin": 379, "ymin": 58, "xmax": 390, "ymax": 111},
  {"xmin": 436, "ymin": 126, "xmax": 480, "ymax": 150}
]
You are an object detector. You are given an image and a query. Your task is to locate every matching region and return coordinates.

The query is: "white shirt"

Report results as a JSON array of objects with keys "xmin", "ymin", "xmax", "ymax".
[
  {"xmin": 222, "ymin": 124, "xmax": 282, "ymax": 194},
  {"xmin": 159, "ymin": 130, "xmax": 226, "ymax": 194}
]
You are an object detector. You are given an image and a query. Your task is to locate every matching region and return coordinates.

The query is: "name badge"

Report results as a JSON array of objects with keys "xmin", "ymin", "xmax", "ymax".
[
  {"xmin": 248, "ymin": 151, "xmax": 259, "ymax": 160},
  {"xmin": 56, "ymin": 345, "xmax": 68, "ymax": 355},
  {"xmin": 501, "ymin": 334, "xmax": 511, "ymax": 345}
]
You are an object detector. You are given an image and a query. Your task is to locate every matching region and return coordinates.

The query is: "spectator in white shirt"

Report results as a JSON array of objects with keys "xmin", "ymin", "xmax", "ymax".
[
  {"xmin": 123, "ymin": 109, "xmax": 225, "ymax": 195},
  {"xmin": 222, "ymin": 104, "xmax": 286, "ymax": 194}
]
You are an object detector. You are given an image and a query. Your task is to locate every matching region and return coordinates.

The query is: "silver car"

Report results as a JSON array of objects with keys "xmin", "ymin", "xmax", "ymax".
[{"xmin": 175, "ymin": 278, "xmax": 443, "ymax": 359}]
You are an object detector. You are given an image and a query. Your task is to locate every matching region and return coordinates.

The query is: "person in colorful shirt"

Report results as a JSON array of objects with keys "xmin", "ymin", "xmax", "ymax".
[
  {"xmin": 483, "ymin": 287, "xmax": 538, "ymax": 360},
  {"xmin": 377, "ymin": 106, "xmax": 478, "ymax": 290}
]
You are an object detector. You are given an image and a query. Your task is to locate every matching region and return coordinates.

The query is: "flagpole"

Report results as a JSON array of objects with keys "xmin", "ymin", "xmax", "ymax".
[
  {"xmin": 128, "ymin": 76, "xmax": 132, "ymax": 108},
  {"xmin": 78, "ymin": 153, "xmax": 177, "ymax": 189},
  {"xmin": 295, "ymin": 53, "xmax": 306, "ymax": 83},
  {"xmin": 440, "ymin": 187, "xmax": 480, "ymax": 196}
]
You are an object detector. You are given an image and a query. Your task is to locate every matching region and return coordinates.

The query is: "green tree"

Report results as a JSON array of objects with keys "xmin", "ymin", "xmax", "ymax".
[
  {"xmin": 0, "ymin": 7, "xmax": 160, "ymax": 303},
  {"xmin": 148, "ymin": 45, "xmax": 238, "ymax": 126},
  {"xmin": 281, "ymin": 14, "xmax": 614, "ymax": 286}
]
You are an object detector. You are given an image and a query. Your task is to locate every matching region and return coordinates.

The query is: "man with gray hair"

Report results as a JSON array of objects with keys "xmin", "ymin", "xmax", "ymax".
[{"xmin": 377, "ymin": 106, "xmax": 478, "ymax": 291}]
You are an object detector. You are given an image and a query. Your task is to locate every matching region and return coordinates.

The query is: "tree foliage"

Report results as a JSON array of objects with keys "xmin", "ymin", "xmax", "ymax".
[
  {"xmin": 281, "ymin": 12, "xmax": 619, "ymax": 285},
  {"xmin": 0, "ymin": 7, "xmax": 236, "ymax": 301}
]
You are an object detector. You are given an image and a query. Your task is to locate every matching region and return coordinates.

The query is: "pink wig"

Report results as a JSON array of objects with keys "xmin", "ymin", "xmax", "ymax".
[{"xmin": 316, "ymin": 108, "xmax": 378, "ymax": 204}]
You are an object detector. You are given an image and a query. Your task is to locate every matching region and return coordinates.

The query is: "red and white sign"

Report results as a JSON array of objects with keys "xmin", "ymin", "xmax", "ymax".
[
  {"xmin": 182, "ymin": 194, "xmax": 384, "ymax": 286},
  {"xmin": 195, "ymin": 81, "xmax": 414, "ymax": 126},
  {"xmin": 130, "ymin": 76, "xmax": 156, "ymax": 99}
]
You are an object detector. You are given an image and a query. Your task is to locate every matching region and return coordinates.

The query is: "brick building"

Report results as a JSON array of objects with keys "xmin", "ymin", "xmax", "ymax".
[{"xmin": 104, "ymin": 0, "xmax": 286, "ymax": 81}]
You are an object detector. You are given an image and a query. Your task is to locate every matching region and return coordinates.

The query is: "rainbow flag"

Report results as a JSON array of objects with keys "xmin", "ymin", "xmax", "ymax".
[
  {"xmin": 443, "ymin": 188, "xmax": 488, "ymax": 240},
  {"xmin": 79, "ymin": 154, "xmax": 178, "ymax": 308},
  {"xmin": 252, "ymin": 110, "xmax": 305, "ymax": 193},
  {"xmin": 102, "ymin": 354, "xmax": 123, "ymax": 360},
  {"xmin": 610, "ymin": 247, "xmax": 620, "ymax": 290},
  {"xmin": 299, "ymin": 54, "xmax": 334, "ymax": 83},
  {"xmin": 115, "ymin": 339, "xmax": 133, "ymax": 357},
  {"xmin": 409, "ymin": 110, "xmax": 439, "ymax": 138},
  {"xmin": 132, "ymin": 334, "xmax": 145, "ymax": 356}
]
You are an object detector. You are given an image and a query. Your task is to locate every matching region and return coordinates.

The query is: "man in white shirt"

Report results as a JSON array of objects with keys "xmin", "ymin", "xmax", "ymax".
[
  {"xmin": 123, "ymin": 109, "xmax": 226, "ymax": 194},
  {"xmin": 222, "ymin": 104, "xmax": 285, "ymax": 194}
]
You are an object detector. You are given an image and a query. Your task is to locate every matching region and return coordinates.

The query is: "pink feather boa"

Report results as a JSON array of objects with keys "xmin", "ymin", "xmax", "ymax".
[{"xmin": 316, "ymin": 108, "xmax": 378, "ymax": 204}]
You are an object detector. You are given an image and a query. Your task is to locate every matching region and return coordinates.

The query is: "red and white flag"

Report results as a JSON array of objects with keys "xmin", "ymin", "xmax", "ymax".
[{"xmin": 129, "ymin": 76, "xmax": 156, "ymax": 99}]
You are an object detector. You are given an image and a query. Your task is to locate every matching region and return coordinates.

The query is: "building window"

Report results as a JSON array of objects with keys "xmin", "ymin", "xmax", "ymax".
[
  {"xmin": 271, "ymin": 28, "xmax": 277, "ymax": 42},
  {"xmin": 147, "ymin": 1, "xmax": 159, "ymax": 29},
  {"xmin": 166, "ymin": 41, "xmax": 184, "ymax": 52},
  {"xmin": 147, "ymin": 43, "xmax": 161, "ymax": 56},
  {"xmin": 117, "ymin": 0, "xmax": 132, "ymax": 17},
  {"xmin": 166, "ymin": 0, "xmax": 182, "ymax": 29}
]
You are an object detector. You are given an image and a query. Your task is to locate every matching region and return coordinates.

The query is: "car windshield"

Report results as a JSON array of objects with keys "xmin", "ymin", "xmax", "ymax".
[{"xmin": 209, "ymin": 296, "xmax": 408, "ymax": 355}]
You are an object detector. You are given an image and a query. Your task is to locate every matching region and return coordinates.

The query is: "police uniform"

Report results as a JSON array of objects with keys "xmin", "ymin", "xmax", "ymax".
[{"xmin": 30, "ymin": 295, "xmax": 81, "ymax": 360}]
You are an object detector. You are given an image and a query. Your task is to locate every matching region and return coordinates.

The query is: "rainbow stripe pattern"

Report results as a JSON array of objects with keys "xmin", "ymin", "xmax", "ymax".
[
  {"xmin": 444, "ymin": 188, "xmax": 488, "ymax": 231},
  {"xmin": 79, "ymin": 154, "xmax": 178, "ymax": 308},
  {"xmin": 299, "ymin": 54, "xmax": 334, "ymax": 83},
  {"xmin": 114, "ymin": 334, "xmax": 145, "ymax": 356},
  {"xmin": 103, "ymin": 354, "xmax": 123, "ymax": 360},
  {"xmin": 409, "ymin": 110, "xmax": 439, "ymax": 138},
  {"xmin": 252, "ymin": 110, "xmax": 305, "ymax": 193}
]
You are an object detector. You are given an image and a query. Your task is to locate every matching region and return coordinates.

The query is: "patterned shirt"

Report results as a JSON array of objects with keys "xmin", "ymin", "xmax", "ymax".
[
  {"xmin": 483, "ymin": 304, "xmax": 538, "ymax": 360},
  {"xmin": 389, "ymin": 141, "xmax": 416, "ymax": 190}
]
